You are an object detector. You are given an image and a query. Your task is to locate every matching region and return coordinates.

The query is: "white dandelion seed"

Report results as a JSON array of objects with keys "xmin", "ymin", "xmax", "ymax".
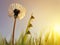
[{"xmin": 8, "ymin": 3, "xmax": 26, "ymax": 20}]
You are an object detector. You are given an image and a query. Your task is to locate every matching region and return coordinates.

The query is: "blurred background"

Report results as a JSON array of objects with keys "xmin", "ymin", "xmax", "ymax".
[{"xmin": 0, "ymin": 0, "xmax": 60, "ymax": 43}]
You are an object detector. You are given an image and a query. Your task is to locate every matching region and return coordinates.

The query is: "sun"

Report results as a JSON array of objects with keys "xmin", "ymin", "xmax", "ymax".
[{"xmin": 54, "ymin": 24, "xmax": 60, "ymax": 35}]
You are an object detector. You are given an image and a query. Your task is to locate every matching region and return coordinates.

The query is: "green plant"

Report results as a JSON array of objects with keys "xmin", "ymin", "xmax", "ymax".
[{"xmin": 15, "ymin": 13, "xmax": 35, "ymax": 45}]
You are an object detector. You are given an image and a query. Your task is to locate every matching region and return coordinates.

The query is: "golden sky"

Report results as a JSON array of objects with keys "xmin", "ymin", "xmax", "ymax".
[{"xmin": 21, "ymin": 0, "xmax": 60, "ymax": 38}]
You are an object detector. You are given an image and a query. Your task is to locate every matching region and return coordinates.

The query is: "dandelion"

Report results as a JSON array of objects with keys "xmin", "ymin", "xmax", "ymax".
[
  {"xmin": 8, "ymin": 3, "xmax": 26, "ymax": 20},
  {"xmin": 8, "ymin": 3, "xmax": 26, "ymax": 45}
]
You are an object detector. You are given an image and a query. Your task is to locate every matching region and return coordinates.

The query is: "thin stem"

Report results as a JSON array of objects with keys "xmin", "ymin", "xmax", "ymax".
[{"xmin": 12, "ymin": 18, "xmax": 16, "ymax": 45}]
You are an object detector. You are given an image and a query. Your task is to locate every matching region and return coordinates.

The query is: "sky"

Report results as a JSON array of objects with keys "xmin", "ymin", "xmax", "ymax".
[{"xmin": 0, "ymin": 0, "xmax": 60, "ymax": 42}]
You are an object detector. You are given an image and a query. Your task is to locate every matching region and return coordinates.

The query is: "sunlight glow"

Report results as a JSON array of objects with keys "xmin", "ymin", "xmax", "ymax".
[{"xmin": 54, "ymin": 24, "xmax": 60, "ymax": 35}]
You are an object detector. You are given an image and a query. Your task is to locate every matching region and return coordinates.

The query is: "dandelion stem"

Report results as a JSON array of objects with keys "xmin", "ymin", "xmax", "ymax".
[{"xmin": 12, "ymin": 18, "xmax": 16, "ymax": 45}]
